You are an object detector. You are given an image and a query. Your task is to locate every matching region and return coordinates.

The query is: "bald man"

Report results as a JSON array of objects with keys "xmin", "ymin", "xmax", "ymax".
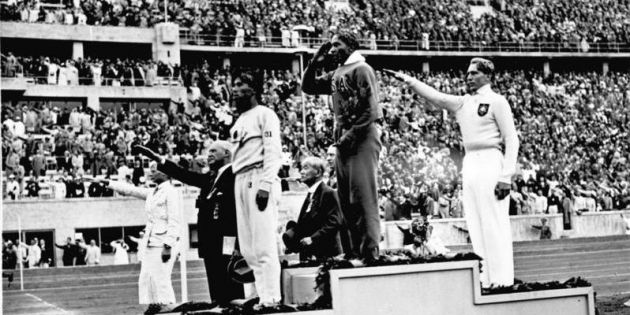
[
  {"xmin": 134, "ymin": 142, "xmax": 243, "ymax": 307},
  {"xmin": 386, "ymin": 58, "xmax": 519, "ymax": 288}
]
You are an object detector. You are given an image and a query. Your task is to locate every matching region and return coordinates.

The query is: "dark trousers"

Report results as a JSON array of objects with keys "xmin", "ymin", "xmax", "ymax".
[
  {"xmin": 335, "ymin": 124, "xmax": 381, "ymax": 261},
  {"xmin": 62, "ymin": 256, "xmax": 73, "ymax": 266},
  {"xmin": 203, "ymin": 254, "xmax": 243, "ymax": 306}
]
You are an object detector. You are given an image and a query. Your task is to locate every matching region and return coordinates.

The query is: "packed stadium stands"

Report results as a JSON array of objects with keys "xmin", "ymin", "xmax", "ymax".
[
  {"xmin": 1, "ymin": 54, "xmax": 181, "ymax": 86},
  {"xmin": 3, "ymin": 50, "xmax": 629, "ymax": 218},
  {"xmin": 2, "ymin": 0, "xmax": 629, "ymax": 52}
]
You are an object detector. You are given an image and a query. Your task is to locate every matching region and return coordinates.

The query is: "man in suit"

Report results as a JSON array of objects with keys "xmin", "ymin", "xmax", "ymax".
[
  {"xmin": 283, "ymin": 157, "xmax": 344, "ymax": 261},
  {"xmin": 59, "ymin": 150, "xmax": 72, "ymax": 173},
  {"xmin": 133, "ymin": 141, "xmax": 243, "ymax": 308},
  {"xmin": 54, "ymin": 237, "xmax": 77, "ymax": 266}
]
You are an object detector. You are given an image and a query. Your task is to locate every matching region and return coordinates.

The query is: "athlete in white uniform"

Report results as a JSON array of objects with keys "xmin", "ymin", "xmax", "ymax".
[
  {"xmin": 229, "ymin": 72, "xmax": 283, "ymax": 309},
  {"xmin": 385, "ymin": 58, "xmax": 519, "ymax": 287}
]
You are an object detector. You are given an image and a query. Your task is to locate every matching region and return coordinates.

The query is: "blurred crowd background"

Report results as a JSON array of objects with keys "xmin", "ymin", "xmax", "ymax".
[{"xmin": 3, "ymin": 54, "xmax": 629, "ymax": 221}]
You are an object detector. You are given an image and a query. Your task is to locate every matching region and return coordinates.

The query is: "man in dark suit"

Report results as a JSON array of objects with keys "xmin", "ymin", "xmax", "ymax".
[
  {"xmin": 55, "ymin": 237, "xmax": 77, "ymax": 266},
  {"xmin": 59, "ymin": 150, "xmax": 73, "ymax": 173},
  {"xmin": 133, "ymin": 141, "xmax": 243, "ymax": 308},
  {"xmin": 70, "ymin": 174, "xmax": 86, "ymax": 198},
  {"xmin": 283, "ymin": 157, "xmax": 344, "ymax": 261}
]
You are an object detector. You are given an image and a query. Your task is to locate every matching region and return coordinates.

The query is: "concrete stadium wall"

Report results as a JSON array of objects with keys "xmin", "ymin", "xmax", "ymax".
[
  {"xmin": 2, "ymin": 79, "xmax": 187, "ymax": 111},
  {"xmin": 3, "ymin": 191, "xmax": 629, "ymax": 265},
  {"xmin": 0, "ymin": 22, "xmax": 180, "ymax": 64},
  {"xmin": 382, "ymin": 215, "xmax": 564, "ymax": 248},
  {"xmin": 21, "ymin": 83, "xmax": 186, "ymax": 100},
  {"xmin": 2, "ymin": 191, "xmax": 306, "ymax": 265},
  {"xmin": 572, "ymin": 211, "xmax": 630, "ymax": 237},
  {"xmin": 0, "ymin": 22, "xmax": 154, "ymax": 43},
  {"xmin": 384, "ymin": 211, "xmax": 629, "ymax": 248}
]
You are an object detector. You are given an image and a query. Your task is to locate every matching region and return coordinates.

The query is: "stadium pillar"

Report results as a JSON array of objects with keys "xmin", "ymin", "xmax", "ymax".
[
  {"xmin": 72, "ymin": 42, "xmax": 84, "ymax": 60},
  {"xmin": 602, "ymin": 62, "xmax": 609, "ymax": 75},
  {"xmin": 222, "ymin": 57, "xmax": 231, "ymax": 69},
  {"xmin": 17, "ymin": 215, "xmax": 23, "ymax": 291},
  {"xmin": 87, "ymin": 95, "xmax": 100, "ymax": 112},
  {"xmin": 292, "ymin": 57, "xmax": 300, "ymax": 74},
  {"xmin": 422, "ymin": 61, "xmax": 430, "ymax": 73},
  {"xmin": 543, "ymin": 61, "xmax": 550, "ymax": 76},
  {"xmin": 153, "ymin": 23, "xmax": 181, "ymax": 65}
]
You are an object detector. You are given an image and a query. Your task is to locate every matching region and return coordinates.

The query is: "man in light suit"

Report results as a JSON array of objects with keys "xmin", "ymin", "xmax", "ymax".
[
  {"xmin": 283, "ymin": 157, "xmax": 344, "ymax": 261},
  {"xmin": 96, "ymin": 162, "xmax": 183, "ymax": 315}
]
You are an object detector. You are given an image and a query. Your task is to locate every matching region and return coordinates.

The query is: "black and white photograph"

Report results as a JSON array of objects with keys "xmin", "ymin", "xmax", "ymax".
[{"xmin": 1, "ymin": 0, "xmax": 629, "ymax": 314}]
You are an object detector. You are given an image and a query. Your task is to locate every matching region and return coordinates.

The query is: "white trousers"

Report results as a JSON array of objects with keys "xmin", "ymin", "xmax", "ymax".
[
  {"xmin": 234, "ymin": 167, "xmax": 281, "ymax": 304},
  {"xmin": 463, "ymin": 149, "xmax": 514, "ymax": 287},
  {"xmin": 138, "ymin": 245, "xmax": 178, "ymax": 305}
]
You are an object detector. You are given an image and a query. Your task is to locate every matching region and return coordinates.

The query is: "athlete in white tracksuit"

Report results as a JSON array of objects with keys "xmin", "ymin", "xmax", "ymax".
[
  {"xmin": 386, "ymin": 58, "xmax": 519, "ymax": 287},
  {"xmin": 230, "ymin": 73, "xmax": 283, "ymax": 306}
]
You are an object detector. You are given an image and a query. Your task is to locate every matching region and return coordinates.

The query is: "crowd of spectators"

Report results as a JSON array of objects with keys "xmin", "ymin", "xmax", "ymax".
[
  {"xmin": 2, "ymin": 60, "xmax": 629, "ymax": 219},
  {"xmin": 2, "ymin": 0, "xmax": 629, "ymax": 50},
  {"xmin": 334, "ymin": 0, "xmax": 630, "ymax": 49},
  {"xmin": 1, "ymin": 53, "xmax": 181, "ymax": 86},
  {"xmin": 0, "ymin": 0, "xmax": 164, "ymax": 27},
  {"xmin": 2, "ymin": 237, "xmax": 54, "ymax": 269},
  {"xmin": 375, "ymin": 68, "xmax": 630, "ymax": 219},
  {"xmin": 1, "ymin": 236, "xmax": 113, "ymax": 269}
]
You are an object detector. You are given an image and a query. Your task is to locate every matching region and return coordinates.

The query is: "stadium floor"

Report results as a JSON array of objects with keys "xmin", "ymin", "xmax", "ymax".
[{"xmin": 3, "ymin": 235, "xmax": 630, "ymax": 315}]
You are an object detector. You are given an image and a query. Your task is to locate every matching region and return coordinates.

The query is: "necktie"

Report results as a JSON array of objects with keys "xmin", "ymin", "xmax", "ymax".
[{"xmin": 303, "ymin": 192, "xmax": 312, "ymax": 214}]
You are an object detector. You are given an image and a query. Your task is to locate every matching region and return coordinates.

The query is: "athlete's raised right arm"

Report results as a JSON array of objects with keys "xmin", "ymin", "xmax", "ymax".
[
  {"xmin": 383, "ymin": 69, "xmax": 464, "ymax": 112},
  {"xmin": 302, "ymin": 42, "xmax": 334, "ymax": 95}
]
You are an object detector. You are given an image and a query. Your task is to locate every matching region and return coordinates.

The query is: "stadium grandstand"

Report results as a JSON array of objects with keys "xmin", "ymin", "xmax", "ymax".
[
  {"xmin": 1, "ymin": 0, "xmax": 629, "ymax": 52},
  {"xmin": 2, "ymin": 0, "xmax": 629, "ymax": 274}
]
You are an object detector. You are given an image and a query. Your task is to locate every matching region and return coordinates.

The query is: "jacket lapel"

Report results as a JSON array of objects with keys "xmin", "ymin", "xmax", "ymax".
[
  {"xmin": 208, "ymin": 166, "xmax": 230, "ymax": 199},
  {"xmin": 297, "ymin": 193, "xmax": 310, "ymax": 222}
]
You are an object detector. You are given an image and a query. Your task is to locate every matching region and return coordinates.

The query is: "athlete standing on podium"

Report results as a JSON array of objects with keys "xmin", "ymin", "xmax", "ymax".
[
  {"xmin": 385, "ymin": 58, "xmax": 519, "ymax": 288},
  {"xmin": 302, "ymin": 31, "xmax": 383, "ymax": 263},
  {"xmin": 229, "ymin": 70, "xmax": 286, "ymax": 312}
]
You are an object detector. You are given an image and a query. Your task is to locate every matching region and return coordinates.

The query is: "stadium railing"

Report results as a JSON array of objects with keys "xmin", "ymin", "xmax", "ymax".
[
  {"xmin": 179, "ymin": 31, "xmax": 630, "ymax": 53},
  {"xmin": 2, "ymin": 20, "xmax": 627, "ymax": 53}
]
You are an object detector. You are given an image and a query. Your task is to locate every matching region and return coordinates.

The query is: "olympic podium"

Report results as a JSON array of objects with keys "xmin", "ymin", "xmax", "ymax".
[
  {"xmin": 279, "ymin": 260, "xmax": 595, "ymax": 315},
  {"xmin": 172, "ymin": 259, "xmax": 594, "ymax": 314}
]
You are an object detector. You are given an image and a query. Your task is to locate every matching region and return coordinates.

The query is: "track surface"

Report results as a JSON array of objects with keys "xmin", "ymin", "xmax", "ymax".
[{"xmin": 3, "ymin": 235, "xmax": 630, "ymax": 315}]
